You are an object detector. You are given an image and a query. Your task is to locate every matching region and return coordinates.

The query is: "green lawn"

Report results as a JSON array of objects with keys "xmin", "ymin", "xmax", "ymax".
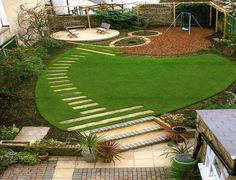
[{"xmin": 36, "ymin": 44, "xmax": 236, "ymax": 130}]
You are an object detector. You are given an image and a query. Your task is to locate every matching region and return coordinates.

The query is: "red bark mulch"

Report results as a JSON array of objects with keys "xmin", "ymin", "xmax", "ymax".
[{"xmin": 120, "ymin": 27, "xmax": 214, "ymax": 56}]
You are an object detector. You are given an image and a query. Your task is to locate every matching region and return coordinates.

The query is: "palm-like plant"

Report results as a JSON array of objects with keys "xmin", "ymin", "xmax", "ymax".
[
  {"xmin": 97, "ymin": 140, "xmax": 121, "ymax": 163},
  {"xmin": 78, "ymin": 133, "xmax": 102, "ymax": 162},
  {"xmin": 161, "ymin": 141, "xmax": 193, "ymax": 158}
]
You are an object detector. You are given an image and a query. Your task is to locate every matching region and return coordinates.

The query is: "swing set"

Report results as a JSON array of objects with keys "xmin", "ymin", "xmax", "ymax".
[{"xmin": 166, "ymin": 12, "xmax": 202, "ymax": 34}]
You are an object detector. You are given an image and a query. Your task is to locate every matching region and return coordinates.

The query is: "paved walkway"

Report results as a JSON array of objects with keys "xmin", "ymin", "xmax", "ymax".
[{"xmin": 0, "ymin": 144, "xmax": 171, "ymax": 180}]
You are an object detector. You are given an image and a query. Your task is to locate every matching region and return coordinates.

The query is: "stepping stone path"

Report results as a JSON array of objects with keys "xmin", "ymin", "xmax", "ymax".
[
  {"xmin": 14, "ymin": 126, "xmax": 50, "ymax": 144},
  {"xmin": 45, "ymin": 48, "xmax": 169, "ymax": 151}
]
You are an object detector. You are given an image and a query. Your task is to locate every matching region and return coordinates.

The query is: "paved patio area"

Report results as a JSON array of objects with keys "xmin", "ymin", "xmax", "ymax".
[
  {"xmin": 0, "ymin": 143, "xmax": 171, "ymax": 180},
  {"xmin": 51, "ymin": 28, "xmax": 120, "ymax": 42}
]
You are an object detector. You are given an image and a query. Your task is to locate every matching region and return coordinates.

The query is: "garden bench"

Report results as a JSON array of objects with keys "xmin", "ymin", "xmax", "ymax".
[
  {"xmin": 97, "ymin": 23, "xmax": 111, "ymax": 33},
  {"xmin": 64, "ymin": 21, "xmax": 86, "ymax": 38}
]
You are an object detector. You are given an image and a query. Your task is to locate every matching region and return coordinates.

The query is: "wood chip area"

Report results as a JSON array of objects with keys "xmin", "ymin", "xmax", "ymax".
[{"xmin": 120, "ymin": 27, "xmax": 214, "ymax": 56}]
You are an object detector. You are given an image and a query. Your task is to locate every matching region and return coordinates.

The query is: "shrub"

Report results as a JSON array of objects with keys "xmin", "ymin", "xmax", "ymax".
[
  {"xmin": 97, "ymin": 140, "xmax": 121, "ymax": 163},
  {"xmin": 35, "ymin": 37, "xmax": 65, "ymax": 51},
  {"xmin": 0, "ymin": 124, "xmax": 20, "ymax": 140},
  {"xmin": 95, "ymin": 9, "xmax": 142, "ymax": 29},
  {"xmin": 183, "ymin": 119, "xmax": 196, "ymax": 129},
  {"xmin": 0, "ymin": 46, "xmax": 44, "ymax": 90},
  {"xmin": 0, "ymin": 148, "xmax": 18, "ymax": 173},
  {"xmin": 18, "ymin": 152, "xmax": 40, "ymax": 165}
]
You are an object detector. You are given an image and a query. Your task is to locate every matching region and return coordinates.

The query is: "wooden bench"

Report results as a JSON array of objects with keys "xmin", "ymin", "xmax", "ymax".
[
  {"xmin": 97, "ymin": 23, "xmax": 111, "ymax": 33},
  {"xmin": 64, "ymin": 21, "xmax": 86, "ymax": 30}
]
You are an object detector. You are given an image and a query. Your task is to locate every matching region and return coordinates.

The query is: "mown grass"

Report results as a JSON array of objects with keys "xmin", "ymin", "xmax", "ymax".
[{"xmin": 36, "ymin": 44, "xmax": 236, "ymax": 130}]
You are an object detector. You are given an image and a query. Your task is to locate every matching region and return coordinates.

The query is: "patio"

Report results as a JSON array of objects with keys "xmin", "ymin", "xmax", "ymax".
[{"xmin": 51, "ymin": 28, "xmax": 120, "ymax": 42}]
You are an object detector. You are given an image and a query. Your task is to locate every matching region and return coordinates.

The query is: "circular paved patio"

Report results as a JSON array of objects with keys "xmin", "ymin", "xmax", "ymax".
[{"xmin": 51, "ymin": 28, "xmax": 120, "ymax": 42}]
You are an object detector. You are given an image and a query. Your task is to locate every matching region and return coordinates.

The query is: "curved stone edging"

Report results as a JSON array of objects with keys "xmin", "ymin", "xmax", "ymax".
[
  {"xmin": 128, "ymin": 30, "xmax": 162, "ymax": 37},
  {"xmin": 109, "ymin": 36, "xmax": 151, "ymax": 48}
]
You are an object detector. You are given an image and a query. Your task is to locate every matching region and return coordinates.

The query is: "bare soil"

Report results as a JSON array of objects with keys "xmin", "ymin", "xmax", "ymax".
[{"xmin": 120, "ymin": 27, "xmax": 214, "ymax": 56}]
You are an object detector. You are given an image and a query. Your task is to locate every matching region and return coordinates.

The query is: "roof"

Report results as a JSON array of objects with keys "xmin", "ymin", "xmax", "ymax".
[{"xmin": 197, "ymin": 109, "xmax": 236, "ymax": 160}]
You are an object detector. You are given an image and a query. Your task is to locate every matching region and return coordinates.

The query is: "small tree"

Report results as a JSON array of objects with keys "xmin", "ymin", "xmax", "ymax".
[{"xmin": 17, "ymin": 3, "xmax": 50, "ymax": 45}]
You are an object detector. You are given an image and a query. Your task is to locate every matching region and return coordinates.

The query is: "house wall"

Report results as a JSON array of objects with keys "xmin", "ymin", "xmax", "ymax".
[
  {"xmin": 197, "ymin": 115, "xmax": 236, "ymax": 180},
  {"xmin": 1, "ymin": 0, "xmax": 44, "ymax": 34}
]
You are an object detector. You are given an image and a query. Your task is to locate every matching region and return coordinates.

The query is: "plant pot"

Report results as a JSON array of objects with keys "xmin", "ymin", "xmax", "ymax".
[
  {"xmin": 37, "ymin": 152, "xmax": 49, "ymax": 161},
  {"xmin": 82, "ymin": 151, "xmax": 97, "ymax": 163},
  {"xmin": 172, "ymin": 126, "xmax": 187, "ymax": 134}
]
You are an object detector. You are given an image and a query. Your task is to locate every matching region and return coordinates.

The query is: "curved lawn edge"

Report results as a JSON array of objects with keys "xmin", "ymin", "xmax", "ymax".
[{"xmin": 35, "ymin": 44, "xmax": 236, "ymax": 130}]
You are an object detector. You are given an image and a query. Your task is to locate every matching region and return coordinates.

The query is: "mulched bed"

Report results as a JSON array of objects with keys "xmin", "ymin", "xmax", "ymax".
[{"xmin": 120, "ymin": 27, "xmax": 214, "ymax": 56}]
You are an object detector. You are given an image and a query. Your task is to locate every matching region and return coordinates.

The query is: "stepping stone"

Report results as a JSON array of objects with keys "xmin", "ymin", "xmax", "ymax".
[
  {"xmin": 58, "ymin": 91, "xmax": 82, "ymax": 96},
  {"xmin": 52, "ymin": 64, "xmax": 72, "ymax": 66},
  {"xmin": 62, "ymin": 96, "xmax": 87, "ymax": 101},
  {"xmin": 76, "ymin": 48, "xmax": 115, "ymax": 56},
  {"xmin": 48, "ymin": 80, "xmax": 70, "ymax": 84},
  {"xmin": 68, "ymin": 99, "xmax": 93, "ymax": 106},
  {"xmin": 61, "ymin": 105, "xmax": 143, "ymax": 124},
  {"xmin": 71, "ymin": 55, "xmax": 85, "ymax": 58},
  {"xmin": 66, "ymin": 110, "xmax": 154, "ymax": 130},
  {"xmin": 72, "ymin": 103, "xmax": 99, "ymax": 110},
  {"xmin": 47, "ymin": 70, "xmax": 68, "ymax": 72},
  {"xmin": 54, "ymin": 87, "xmax": 77, "ymax": 92},
  {"xmin": 47, "ymin": 76, "xmax": 68, "ymax": 80},
  {"xmin": 50, "ymin": 83, "xmax": 73, "ymax": 88},
  {"xmin": 14, "ymin": 126, "xmax": 50, "ymax": 144},
  {"xmin": 63, "ymin": 57, "xmax": 79, "ymax": 60},
  {"xmin": 80, "ymin": 107, "xmax": 107, "ymax": 115},
  {"xmin": 46, "ymin": 73, "xmax": 67, "ymax": 76},
  {"xmin": 58, "ymin": 61, "xmax": 75, "ymax": 63},
  {"xmin": 49, "ymin": 67, "xmax": 69, "ymax": 69}
]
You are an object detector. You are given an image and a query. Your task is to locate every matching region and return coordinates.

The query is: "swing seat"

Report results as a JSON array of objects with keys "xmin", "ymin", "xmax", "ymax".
[{"xmin": 182, "ymin": 27, "xmax": 189, "ymax": 31}]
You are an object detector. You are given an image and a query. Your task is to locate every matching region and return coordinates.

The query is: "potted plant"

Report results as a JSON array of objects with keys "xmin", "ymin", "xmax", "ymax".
[
  {"xmin": 161, "ymin": 113, "xmax": 187, "ymax": 143},
  {"xmin": 97, "ymin": 140, "xmax": 121, "ymax": 163},
  {"xmin": 78, "ymin": 133, "xmax": 102, "ymax": 163},
  {"xmin": 26, "ymin": 141, "xmax": 49, "ymax": 161}
]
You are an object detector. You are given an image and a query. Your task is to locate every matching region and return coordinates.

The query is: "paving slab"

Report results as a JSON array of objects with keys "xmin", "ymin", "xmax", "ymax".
[{"xmin": 14, "ymin": 126, "xmax": 50, "ymax": 143}]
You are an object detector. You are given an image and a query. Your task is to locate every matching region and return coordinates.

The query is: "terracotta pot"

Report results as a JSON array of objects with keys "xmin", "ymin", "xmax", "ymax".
[{"xmin": 37, "ymin": 152, "xmax": 49, "ymax": 161}]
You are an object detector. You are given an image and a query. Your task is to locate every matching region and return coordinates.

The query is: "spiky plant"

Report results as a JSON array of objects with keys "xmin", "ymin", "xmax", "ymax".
[
  {"xmin": 97, "ymin": 140, "xmax": 121, "ymax": 163},
  {"xmin": 161, "ymin": 141, "xmax": 193, "ymax": 158}
]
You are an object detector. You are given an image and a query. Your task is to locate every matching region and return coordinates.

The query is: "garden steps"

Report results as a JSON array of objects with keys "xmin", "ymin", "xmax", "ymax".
[{"xmin": 97, "ymin": 121, "xmax": 163, "ymax": 141}]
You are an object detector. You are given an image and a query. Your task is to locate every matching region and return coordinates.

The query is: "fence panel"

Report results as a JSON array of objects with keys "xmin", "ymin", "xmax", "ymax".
[{"xmin": 227, "ymin": 15, "xmax": 236, "ymax": 36}]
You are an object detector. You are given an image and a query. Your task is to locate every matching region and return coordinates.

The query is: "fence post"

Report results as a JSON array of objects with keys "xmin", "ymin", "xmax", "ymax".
[
  {"xmin": 215, "ymin": 9, "xmax": 218, "ymax": 32},
  {"xmin": 223, "ymin": 12, "xmax": 227, "ymax": 38},
  {"xmin": 209, "ymin": 6, "xmax": 212, "ymax": 27},
  {"xmin": 173, "ymin": 3, "xmax": 176, "ymax": 27}
]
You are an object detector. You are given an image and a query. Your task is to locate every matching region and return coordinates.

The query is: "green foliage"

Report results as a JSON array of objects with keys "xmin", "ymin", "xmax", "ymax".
[
  {"xmin": 0, "ymin": 46, "xmax": 44, "ymax": 90},
  {"xmin": 0, "ymin": 148, "xmax": 18, "ymax": 174},
  {"xmin": 18, "ymin": 152, "xmax": 40, "ymax": 165},
  {"xmin": 183, "ymin": 119, "xmax": 196, "ymax": 129},
  {"xmin": 25, "ymin": 140, "xmax": 47, "ymax": 154},
  {"xmin": 97, "ymin": 140, "xmax": 121, "ymax": 163},
  {"xmin": 161, "ymin": 141, "xmax": 193, "ymax": 158},
  {"xmin": 176, "ymin": 4, "xmax": 209, "ymax": 27},
  {"xmin": 95, "ymin": 9, "xmax": 142, "ymax": 29},
  {"xmin": 0, "ymin": 124, "xmax": 20, "ymax": 140},
  {"xmin": 78, "ymin": 133, "xmax": 102, "ymax": 154},
  {"xmin": 35, "ymin": 37, "xmax": 65, "ymax": 51},
  {"xmin": 169, "ymin": 167, "xmax": 201, "ymax": 180}
]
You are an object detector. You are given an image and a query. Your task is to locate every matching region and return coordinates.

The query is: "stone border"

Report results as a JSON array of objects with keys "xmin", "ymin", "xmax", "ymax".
[
  {"xmin": 128, "ymin": 30, "xmax": 162, "ymax": 37},
  {"xmin": 109, "ymin": 36, "xmax": 151, "ymax": 48}
]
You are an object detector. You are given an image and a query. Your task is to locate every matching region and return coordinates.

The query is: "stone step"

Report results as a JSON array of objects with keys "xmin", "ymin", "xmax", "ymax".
[
  {"xmin": 54, "ymin": 87, "xmax": 77, "ymax": 92},
  {"xmin": 48, "ymin": 80, "xmax": 70, "ymax": 84},
  {"xmin": 119, "ymin": 134, "xmax": 169, "ymax": 152},
  {"xmin": 58, "ymin": 61, "xmax": 75, "ymax": 63},
  {"xmin": 80, "ymin": 107, "xmax": 107, "ymax": 115},
  {"xmin": 69, "ymin": 99, "xmax": 93, "ymax": 106},
  {"xmin": 71, "ymin": 55, "xmax": 85, "ymax": 58},
  {"xmin": 101, "ymin": 123, "xmax": 163, "ymax": 141},
  {"xmin": 61, "ymin": 105, "xmax": 143, "ymax": 124},
  {"xmin": 49, "ymin": 67, "xmax": 69, "ymax": 69},
  {"xmin": 47, "ymin": 70, "xmax": 68, "ymax": 72},
  {"xmin": 51, "ymin": 83, "xmax": 73, "ymax": 88},
  {"xmin": 62, "ymin": 96, "xmax": 87, "ymax": 101},
  {"xmin": 47, "ymin": 76, "xmax": 68, "ymax": 80},
  {"xmin": 46, "ymin": 73, "xmax": 67, "ymax": 76},
  {"xmin": 72, "ymin": 103, "xmax": 99, "ymax": 110},
  {"xmin": 83, "ymin": 116, "xmax": 155, "ymax": 134},
  {"xmin": 52, "ymin": 64, "xmax": 72, "ymax": 66},
  {"xmin": 66, "ymin": 110, "xmax": 154, "ymax": 131}
]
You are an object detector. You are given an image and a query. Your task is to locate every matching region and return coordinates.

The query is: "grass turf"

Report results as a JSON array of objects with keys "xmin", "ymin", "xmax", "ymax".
[{"xmin": 36, "ymin": 44, "xmax": 236, "ymax": 130}]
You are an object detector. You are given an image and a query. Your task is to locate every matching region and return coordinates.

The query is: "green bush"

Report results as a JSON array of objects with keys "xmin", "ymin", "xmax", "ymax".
[
  {"xmin": 0, "ymin": 46, "xmax": 44, "ymax": 89},
  {"xmin": 18, "ymin": 152, "xmax": 40, "ymax": 165},
  {"xmin": 0, "ymin": 148, "xmax": 18, "ymax": 174},
  {"xmin": 35, "ymin": 37, "xmax": 65, "ymax": 51},
  {"xmin": 95, "ymin": 9, "xmax": 142, "ymax": 29},
  {"xmin": 0, "ymin": 125, "xmax": 20, "ymax": 140}
]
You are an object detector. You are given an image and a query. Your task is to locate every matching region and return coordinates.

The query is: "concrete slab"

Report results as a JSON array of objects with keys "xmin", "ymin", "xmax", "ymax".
[{"xmin": 14, "ymin": 126, "xmax": 50, "ymax": 143}]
